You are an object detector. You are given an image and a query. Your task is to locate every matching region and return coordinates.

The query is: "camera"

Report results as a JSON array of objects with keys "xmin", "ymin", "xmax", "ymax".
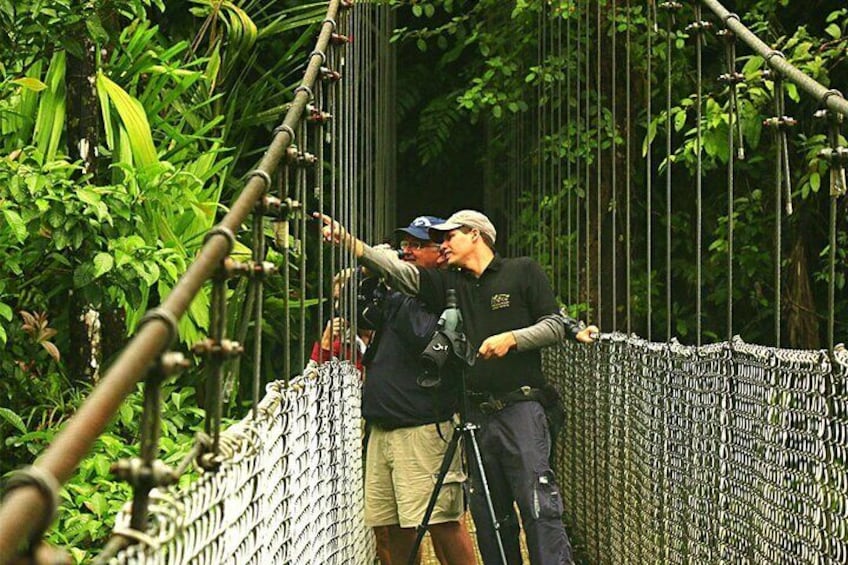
[{"xmin": 357, "ymin": 274, "xmax": 389, "ymax": 330}]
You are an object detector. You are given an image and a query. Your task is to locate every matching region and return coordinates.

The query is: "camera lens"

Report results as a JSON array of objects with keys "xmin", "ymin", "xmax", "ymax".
[{"xmin": 417, "ymin": 362, "xmax": 441, "ymax": 388}]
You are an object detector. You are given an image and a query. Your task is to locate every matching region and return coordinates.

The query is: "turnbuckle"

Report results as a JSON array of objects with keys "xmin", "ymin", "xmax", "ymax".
[
  {"xmin": 220, "ymin": 257, "xmax": 279, "ymax": 280},
  {"xmin": 307, "ymin": 104, "xmax": 333, "ymax": 124},
  {"xmin": 320, "ymin": 66, "xmax": 342, "ymax": 82},
  {"xmin": 286, "ymin": 145, "xmax": 318, "ymax": 166}
]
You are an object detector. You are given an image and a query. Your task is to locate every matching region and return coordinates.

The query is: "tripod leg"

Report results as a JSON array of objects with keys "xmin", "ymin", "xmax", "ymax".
[
  {"xmin": 407, "ymin": 425, "xmax": 462, "ymax": 565},
  {"xmin": 466, "ymin": 425, "xmax": 509, "ymax": 565}
]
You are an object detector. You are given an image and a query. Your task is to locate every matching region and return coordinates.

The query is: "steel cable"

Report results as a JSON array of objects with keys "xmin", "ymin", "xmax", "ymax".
[{"xmin": 646, "ymin": 0, "xmax": 654, "ymax": 342}]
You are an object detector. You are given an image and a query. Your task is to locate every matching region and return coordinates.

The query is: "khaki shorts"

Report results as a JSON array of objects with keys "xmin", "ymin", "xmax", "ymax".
[{"xmin": 364, "ymin": 419, "xmax": 466, "ymax": 528}]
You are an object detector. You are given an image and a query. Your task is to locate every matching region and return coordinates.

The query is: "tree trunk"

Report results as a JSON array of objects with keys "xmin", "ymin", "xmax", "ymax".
[
  {"xmin": 66, "ymin": 35, "xmax": 110, "ymax": 381},
  {"xmin": 786, "ymin": 239, "xmax": 820, "ymax": 349}
]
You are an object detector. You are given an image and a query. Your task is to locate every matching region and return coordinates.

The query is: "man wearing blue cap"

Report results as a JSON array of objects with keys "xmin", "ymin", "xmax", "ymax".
[
  {"xmin": 361, "ymin": 216, "xmax": 475, "ymax": 565},
  {"xmin": 317, "ymin": 209, "xmax": 599, "ymax": 565}
]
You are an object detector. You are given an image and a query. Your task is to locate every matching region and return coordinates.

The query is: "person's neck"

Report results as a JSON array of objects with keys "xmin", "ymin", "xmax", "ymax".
[{"xmin": 464, "ymin": 248, "xmax": 495, "ymax": 278}]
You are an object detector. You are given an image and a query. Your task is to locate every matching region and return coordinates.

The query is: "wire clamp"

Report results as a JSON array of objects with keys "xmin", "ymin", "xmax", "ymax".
[
  {"xmin": 203, "ymin": 225, "xmax": 236, "ymax": 256},
  {"xmin": 1, "ymin": 466, "xmax": 61, "ymax": 551},
  {"xmin": 245, "ymin": 169, "xmax": 272, "ymax": 192},
  {"xmin": 137, "ymin": 307, "xmax": 180, "ymax": 347},
  {"xmin": 294, "ymin": 84, "xmax": 314, "ymax": 102},
  {"xmin": 272, "ymin": 124, "xmax": 296, "ymax": 143}
]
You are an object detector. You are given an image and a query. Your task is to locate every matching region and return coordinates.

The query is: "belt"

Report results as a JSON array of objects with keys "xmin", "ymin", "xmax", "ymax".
[
  {"xmin": 470, "ymin": 386, "xmax": 545, "ymax": 415},
  {"xmin": 367, "ymin": 418, "xmax": 410, "ymax": 431}
]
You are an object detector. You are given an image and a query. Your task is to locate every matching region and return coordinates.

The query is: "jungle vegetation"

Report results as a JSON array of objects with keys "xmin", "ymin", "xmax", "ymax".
[{"xmin": 0, "ymin": 0, "xmax": 845, "ymax": 560}]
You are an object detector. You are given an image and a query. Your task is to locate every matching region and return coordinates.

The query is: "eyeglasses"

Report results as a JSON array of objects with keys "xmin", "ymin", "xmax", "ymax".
[{"xmin": 399, "ymin": 240, "xmax": 439, "ymax": 250}]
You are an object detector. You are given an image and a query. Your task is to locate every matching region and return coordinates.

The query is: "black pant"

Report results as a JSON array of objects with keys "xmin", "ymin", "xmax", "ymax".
[{"xmin": 467, "ymin": 400, "xmax": 572, "ymax": 565}]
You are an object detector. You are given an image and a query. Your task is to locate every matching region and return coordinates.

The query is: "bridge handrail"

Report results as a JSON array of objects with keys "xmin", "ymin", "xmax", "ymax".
[
  {"xmin": 702, "ymin": 0, "xmax": 848, "ymax": 118},
  {"xmin": 0, "ymin": 1, "xmax": 343, "ymax": 561}
]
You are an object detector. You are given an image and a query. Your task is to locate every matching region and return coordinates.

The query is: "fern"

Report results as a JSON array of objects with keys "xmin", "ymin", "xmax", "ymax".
[{"xmin": 416, "ymin": 95, "xmax": 460, "ymax": 165}]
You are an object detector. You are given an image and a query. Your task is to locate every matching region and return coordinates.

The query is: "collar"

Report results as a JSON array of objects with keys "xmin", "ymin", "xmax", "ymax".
[{"xmin": 461, "ymin": 254, "xmax": 503, "ymax": 279}]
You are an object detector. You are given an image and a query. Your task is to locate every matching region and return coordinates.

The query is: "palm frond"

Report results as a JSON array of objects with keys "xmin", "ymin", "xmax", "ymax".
[
  {"xmin": 33, "ymin": 51, "xmax": 66, "ymax": 162},
  {"xmin": 96, "ymin": 71, "xmax": 159, "ymax": 170}
]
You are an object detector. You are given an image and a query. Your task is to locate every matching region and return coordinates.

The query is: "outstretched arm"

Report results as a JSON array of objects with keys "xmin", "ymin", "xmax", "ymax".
[{"xmin": 314, "ymin": 212, "xmax": 421, "ymax": 295}]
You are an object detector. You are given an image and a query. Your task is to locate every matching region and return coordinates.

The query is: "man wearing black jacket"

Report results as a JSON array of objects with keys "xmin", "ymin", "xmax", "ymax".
[
  {"xmin": 361, "ymin": 215, "xmax": 475, "ymax": 565},
  {"xmin": 317, "ymin": 209, "xmax": 598, "ymax": 565}
]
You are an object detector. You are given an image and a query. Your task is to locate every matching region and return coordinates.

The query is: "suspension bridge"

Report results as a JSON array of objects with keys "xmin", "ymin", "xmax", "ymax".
[{"xmin": 1, "ymin": 0, "xmax": 847, "ymax": 563}]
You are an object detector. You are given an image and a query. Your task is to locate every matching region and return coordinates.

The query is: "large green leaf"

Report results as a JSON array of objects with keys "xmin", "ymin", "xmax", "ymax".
[
  {"xmin": 1, "ymin": 208, "xmax": 27, "ymax": 243},
  {"xmin": 95, "ymin": 71, "xmax": 159, "ymax": 169},
  {"xmin": 0, "ymin": 407, "xmax": 26, "ymax": 434},
  {"xmin": 33, "ymin": 51, "xmax": 66, "ymax": 162}
]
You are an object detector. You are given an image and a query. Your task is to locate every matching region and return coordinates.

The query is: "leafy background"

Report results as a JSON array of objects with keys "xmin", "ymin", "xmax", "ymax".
[{"xmin": 1, "ymin": 0, "xmax": 847, "ymax": 560}]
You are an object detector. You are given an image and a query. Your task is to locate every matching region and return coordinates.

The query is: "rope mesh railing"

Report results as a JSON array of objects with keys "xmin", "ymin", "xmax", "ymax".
[
  {"xmin": 547, "ymin": 338, "xmax": 848, "ymax": 564},
  {"xmin": 106, "ymin": 361, "xmax": 373, "ymax": 564}
]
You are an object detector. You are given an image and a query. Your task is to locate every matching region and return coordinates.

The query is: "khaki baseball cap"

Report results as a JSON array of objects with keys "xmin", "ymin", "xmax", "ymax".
[{"xmin": 428, "ymin": 209, "xmax": 497, "ymax": 244}]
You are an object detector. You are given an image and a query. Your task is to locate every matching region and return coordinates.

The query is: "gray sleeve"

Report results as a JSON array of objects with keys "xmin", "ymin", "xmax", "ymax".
[
  {"xmin": 359, "ymin": 244, "xmax": 421, "ymax": 295},
  {"xmin": 512, "ymin": 312, "xmax": 583, "ymax": 351}
]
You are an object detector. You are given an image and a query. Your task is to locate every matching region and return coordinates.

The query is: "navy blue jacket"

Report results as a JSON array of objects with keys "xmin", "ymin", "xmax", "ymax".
[{"xmin": 361, "ymin": 290, "xmax": 458, "ymax": 427}]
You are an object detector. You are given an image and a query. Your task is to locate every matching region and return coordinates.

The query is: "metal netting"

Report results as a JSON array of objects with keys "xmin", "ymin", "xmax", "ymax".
[
  {"xmin": 548, "ymin": 335, "xmax": 848, "ymax": 564},
  {"xmin": 107, "ymin": 360, "xmax": 373, "ymax": 564}
]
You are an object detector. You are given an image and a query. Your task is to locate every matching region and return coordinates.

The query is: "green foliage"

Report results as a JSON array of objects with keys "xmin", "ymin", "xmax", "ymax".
[
  {"xmin": 1, "ymin": 0, "xmax": 329, "ymax": 559},
  {"xmin": 395, "ymin": 0, "xmax": 847, "ymax": 345},
  {"xmin": 1, "ymin": 381, "xmax": 206, "ymax": 563}
]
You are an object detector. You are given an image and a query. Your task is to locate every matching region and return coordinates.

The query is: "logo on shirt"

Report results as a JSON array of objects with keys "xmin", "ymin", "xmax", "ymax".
[{"xmin": 490, "ymin": 293, "xmax": 510, "ymax": 310}]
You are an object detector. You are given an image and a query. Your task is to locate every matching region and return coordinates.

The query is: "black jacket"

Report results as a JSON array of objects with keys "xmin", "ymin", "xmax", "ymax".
[{"xmin": 361, "ymin": 290, "xmax": 458, "ymax": 427}]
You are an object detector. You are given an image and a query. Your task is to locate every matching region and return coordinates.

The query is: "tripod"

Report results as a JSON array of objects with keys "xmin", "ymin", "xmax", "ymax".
[{"xmin": 407, "ymin": 366, "xmax": 508, "ymax": 565}]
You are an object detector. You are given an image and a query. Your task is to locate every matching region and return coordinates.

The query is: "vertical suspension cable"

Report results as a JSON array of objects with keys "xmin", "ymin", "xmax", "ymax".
[
  {"xmin": 346, "ymin": 5, "xmax": 359, "ymax": 350},
  {"xmin": 596, "ymin": 0, "xmax": 603, "ymax": 327},
  {"xmin": 298, "ymin": 119, "xmax": 308, "ymax": 373},
  {"xmin": 337, "ymin": 12, "xmax": 348, "ymax": 350},
  {"xmin": 824, "ymin": 114, "xmax": 845, "ymax": 351},
  {"xmin": 625, "ymin": 0, "xmax": 632, "ymax": 333},
  {"xmin": 585, "ymin": 0, "xmax": 591, "ymax": 321},
  {"xmin": 694, "ymin": 5, "xmax": 704, "ymax": 346},
  {"xmin": 646, "ymin": 0, "xmax": 654, "ymax": 341},
  {"xmin": 280, "ymin": 162, "xmax": 291, "ymax": 379},
  {"xmin": 531, "ymin": 2, "xmax": 547, "ymax": 260},
  {"xmin": 721, "ymin": 28, "xmax": 738, "ymax": 340},
  {"xmin": 610, "ymin": 0, "xmax": 617, "ymax": 332},
  {"xmin": 555, "ymin": 8, "xmax": 563, "ymax": 299},
  {"xmin": 521, "ymin": 99, "xmax": 527, "ymax": 256},
  {"xmin": 365, "ymin": 2, "xmax": 374, "ymax": 246},
  {"xmin": 663, "ymin": 4, "xmax": 674, "ymax": 341},
  {"xmin": 592, "ymin": 2, "xmax": 600, "ymax": 558},
  {"xmin": 565, "ymin": 4, "xmax": 572, "ymax": 307},
  {"xmin": 575, "ymin": 2, "xmax": 582, "ymax": 311},
  {"xmin": 329, "ymin": 33, "xmax": 339, "ymax": 352},
  {"xmin": 315, "ymin": 81, "xmax": 325, "ymax": 364},
  {"xmin": 773, "ymin": 75, "xmax": 784, "ymax": 347},
  {"xmin": 205, "ymin": 269, "xmax": 227, "ymax": 456},
  {"xmin": 511, "ymin": 115, "xmax": 517, "ymax": 257},
  {"xmin": 377, "ymin": 4, "xmax": 389, "ymax": 237},
  {"xmin": 251, "ymin": 187, "xmax": 265, "ymax": 417},
  {"xmin": 828, "ymin": 188, "xmax": 838, "ymax": 352}
]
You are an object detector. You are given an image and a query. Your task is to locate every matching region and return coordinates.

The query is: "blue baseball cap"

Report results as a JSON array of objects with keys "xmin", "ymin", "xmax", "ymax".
[{"xmin": 395, "ymin": 215, "xmax": 445, "ymax": 241}]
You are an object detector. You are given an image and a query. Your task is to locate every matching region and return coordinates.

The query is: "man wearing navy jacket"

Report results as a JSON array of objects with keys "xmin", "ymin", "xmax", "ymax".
[
  {"xmin": 318, "ymin": 209, "xmax": 598, "ymax": 565},
  {"xmin": 360, "ymin": 215, "xmax": 475, "ymax": 565}
]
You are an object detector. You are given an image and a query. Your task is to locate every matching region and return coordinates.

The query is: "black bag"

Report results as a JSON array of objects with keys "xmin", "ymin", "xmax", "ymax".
[{"xmin": 539, "ymin": 384, "xmax": 566, "ymax": 466}]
